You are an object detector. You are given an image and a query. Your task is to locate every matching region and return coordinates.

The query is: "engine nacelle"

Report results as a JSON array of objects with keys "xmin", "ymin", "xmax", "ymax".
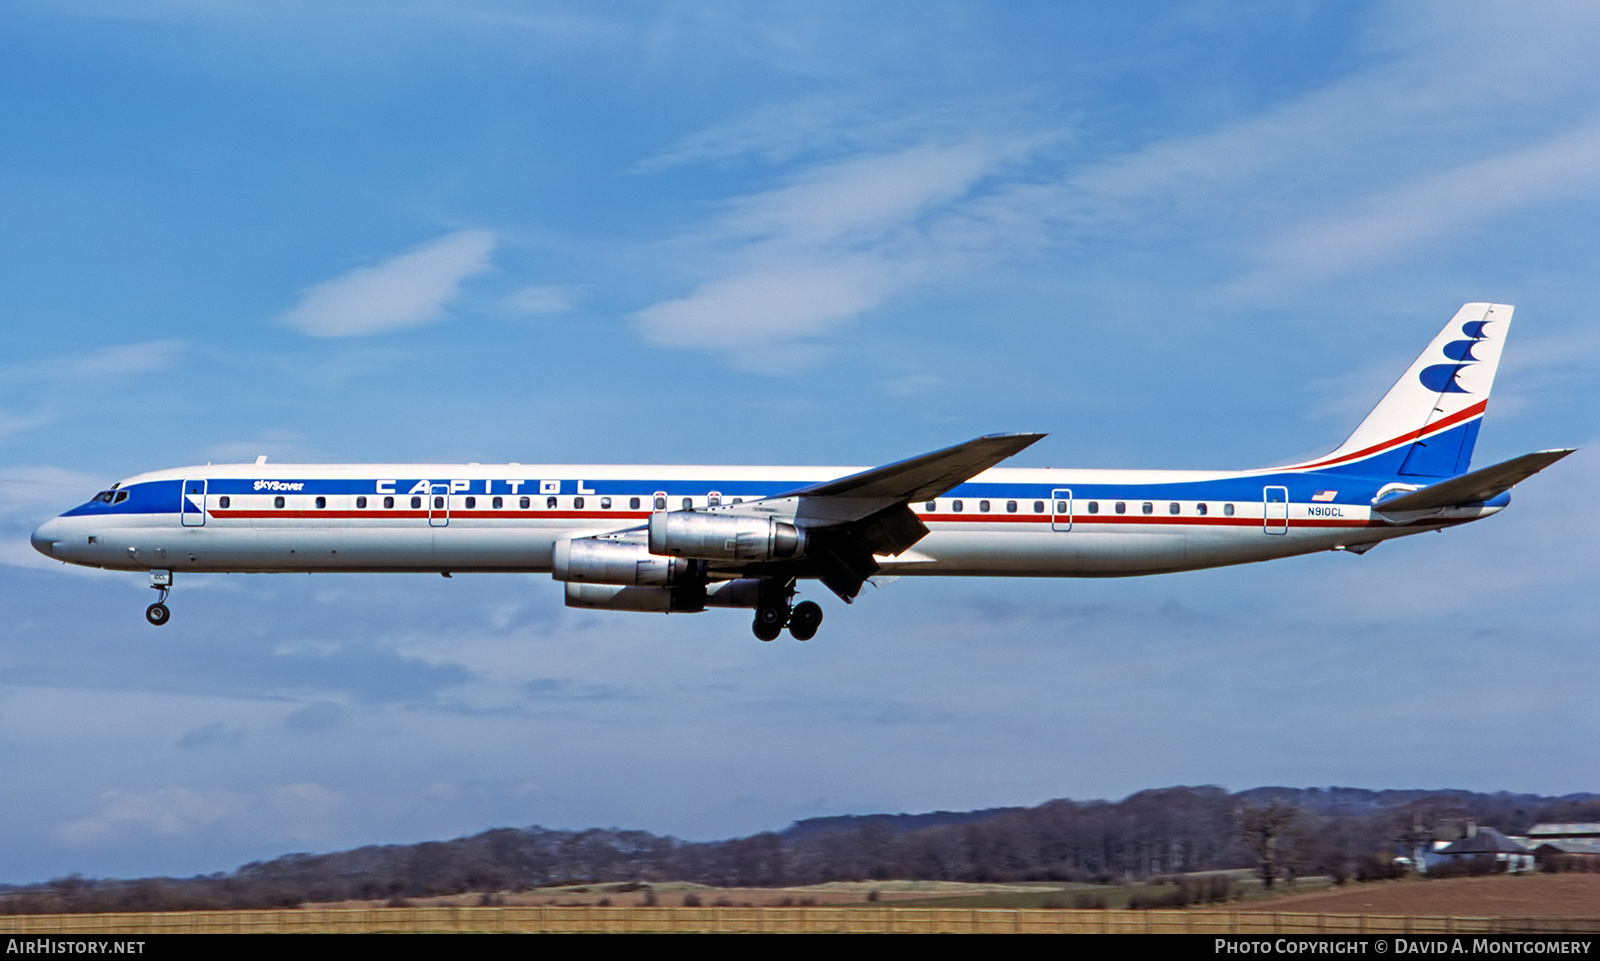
[
  {"xmin": 553, "ymin": 537, "xmax": 705, "ymax": 586},
  {"xmin": 563, "ymin": 578, "xmax": 762, "ymax": 613},
  {"xmin": 647, "ymin": 512, "xmax": 806, "ymax": 562},
  {"xmin": 564, "ymin": 582, "xmax": 699, "ymax": 612}
]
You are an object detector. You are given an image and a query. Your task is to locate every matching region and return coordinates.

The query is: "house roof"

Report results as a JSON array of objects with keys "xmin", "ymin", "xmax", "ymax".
[
  {"xmin": 1528, "ymin": 823, "xmax": 1600, "ymax": 839},
  {"xmin": 1436, "ymin": 826, "xmax": 1531, "ymax": 856}
]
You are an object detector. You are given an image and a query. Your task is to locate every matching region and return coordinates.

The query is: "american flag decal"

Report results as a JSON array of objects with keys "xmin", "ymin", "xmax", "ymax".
[{"xmin": 1311, "ymin": 490, "xmax": 1337, "ymax": 502}]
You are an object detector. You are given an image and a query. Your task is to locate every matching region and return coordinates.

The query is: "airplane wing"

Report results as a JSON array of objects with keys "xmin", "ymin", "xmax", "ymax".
[
  {"xmin": 784, "ymin": 432, "xmax": 1048, "ymax": 501},
  {"xmin": 1374, "ymin": 448, "xmax": 1575, "ymax": 513},
  {"xmin": 577, "ymin": 434, "xmax": 1047, "ymax": 604},
  {"xmin": 750, "ymin": 433, "xmax": 1047, "ymax": 602}
]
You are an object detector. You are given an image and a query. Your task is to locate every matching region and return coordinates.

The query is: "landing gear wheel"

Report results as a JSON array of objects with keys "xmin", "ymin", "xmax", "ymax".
[
  {"xmin": 753, "ymin": 603, "xmax": 788, "ymax": 641},
  {"xmin": 788, "ymin": 601, "xmax": 823, "ymax": 641},
  {"xmin": 145, "ymin": 603, "xmax": 171, "ymax": 626}
]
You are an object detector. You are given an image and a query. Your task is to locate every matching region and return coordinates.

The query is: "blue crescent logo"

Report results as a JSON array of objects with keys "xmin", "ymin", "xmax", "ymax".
[{"xmin": 1418, "ymin": 320, "xmax": 1490, "ymax": 393}]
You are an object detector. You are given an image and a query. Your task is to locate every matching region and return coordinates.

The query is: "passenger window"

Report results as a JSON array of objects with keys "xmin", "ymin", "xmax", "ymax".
[
  {"xmin": 1115, "ymin": 501, "xmax": 1125, "ymax": 514},
  {"xmin": 1224, "ymin": 503, "xmax": 1235, "ymax": 516},
  {"xmin": 708, "ymin": 493, "xmax": 721, "ymax": 507},
  {"xmin": 433, "ymin": 496, "xmax": 444, "ymax": 509},
  {"xmin": 315, "ymin": 496, "xmax": 327, "ymax": 509},
  {"xmin": 1142, "ymin": 502, "xmax": 1153, "ymax": 515},
  {"xmin": 518, "ymin": 496, "xmax": 529, "ymax": 509},
  {"xmin": 1006, "ymin": 500, "xmax": 1017, "ymax": 513},
  {"xmin": 574, "ymin": 496, "xmax": 585, "ymax": 509},
  {"xmin": 630, "ymin": 497, "xmax": 641, "ymax": 510},
  {"xmin": 384, "ymin": 496, "xmax": 394, "ymax": 509},
  {"xmin": 275, "ymin": 496, "xmax": 285, "ymax": 509},
  {"xmin": 220, "ymin": 495, "xmax": 231, "ymax": 509},
  {"xmin": 546, "ymin": 496, "xmax": 556, "ymax": 509},
  {"xmin": 411, "ymin": 496, "xmax": 421, "ymax": 509},
  {"xmin": 492, "ymin": 496, "xmax": 503, "ymax": 509},
  {"xmin": 654, "ymin": 494, "xmax": 667, "ymax": 510},
  {"xmin": 681, "ymin": 497, "xmax": 692, "ymax": 510},
  {"xmin": 952, "ymin": 500, "xmax": 964, "ymax": 512},
  {"xmin": 1168, "ymin": 502, "xmax": 1178, "ymax": 515},
  {"xmin": 1054, "ymin": 500, "xmax": 1068, "ymax": 513},
  {"xmin": 1033, "ymin": 501, "xmax": 1044, "ymax": 513},
  {"xmin": 600, "ymin": 496, "xmax": 611, "ymax": 509},
  {"xmin": 1087, "ymin": 501, "xmax": 1099, "ymax": 514},
  {"xmin": 979, "ymin": 500, "xmax": 990, "ymax": 512},
  {"xmin": 465, "ymin": 496, "xmax": 476, "ymax": 509},
  {"xmin": 731, "ymin": 497, "xmax": 743, "ymax": 504},
  {"xmin": 925, "ymin": 501, "xmax": 937, "ymax": 512},
  {"xmin": 1196, "ymin": 503, "xmax": 1207, "ymax": 516}
]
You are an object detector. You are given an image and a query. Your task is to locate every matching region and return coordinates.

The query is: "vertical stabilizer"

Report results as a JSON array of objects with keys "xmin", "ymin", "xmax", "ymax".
[{"xmin": 1297, "ymin": 303, "xmax": 1512, "ymax": 477}]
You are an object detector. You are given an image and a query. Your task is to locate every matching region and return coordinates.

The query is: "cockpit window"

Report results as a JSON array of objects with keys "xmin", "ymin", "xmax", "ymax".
[
  {"xmin": 113, "ymin": 491, "xmax": 129, "ymax": 504},
  {"xmin": 93, "ymin": 491, "xmax": 115, "ymax": 503}
]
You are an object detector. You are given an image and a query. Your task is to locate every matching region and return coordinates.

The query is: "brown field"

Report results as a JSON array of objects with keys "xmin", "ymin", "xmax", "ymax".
[
  {"xmin": 295, "ymin": 873, "xmax": 1600, "ymax": 918},
  {"xmin": 1198, "ymin": 874, "xmax": 1600, "ymax": 918},
  {"xmin": 316, "ymin": 880, "xmax": 1038, "ymax": 910}
]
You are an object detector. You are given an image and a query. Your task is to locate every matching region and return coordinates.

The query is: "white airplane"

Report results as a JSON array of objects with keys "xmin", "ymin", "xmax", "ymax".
[{"xmin": 31, "ymin": 303, "xmax": 1571, "ymax": 641}]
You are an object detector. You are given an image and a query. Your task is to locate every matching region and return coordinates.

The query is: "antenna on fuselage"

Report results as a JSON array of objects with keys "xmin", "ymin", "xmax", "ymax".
[{"xmin": 255, "ymin": 455, "xmax": 268, "ymax": 464}]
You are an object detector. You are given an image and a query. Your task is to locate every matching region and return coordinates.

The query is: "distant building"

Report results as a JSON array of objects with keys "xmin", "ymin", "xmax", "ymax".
[
  {"xmin": 1427, "ymin": 823, "xmax": 1534, "ymax": 874},
  {"xmin": 1526, "ymin": 824, "xmax": 1600, "ymax": 864}
]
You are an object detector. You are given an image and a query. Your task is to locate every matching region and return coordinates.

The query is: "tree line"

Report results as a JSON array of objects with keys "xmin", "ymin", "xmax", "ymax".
[{"xmin": 4, "ymin": 785, "xmax": 1596, "ymax": 914}]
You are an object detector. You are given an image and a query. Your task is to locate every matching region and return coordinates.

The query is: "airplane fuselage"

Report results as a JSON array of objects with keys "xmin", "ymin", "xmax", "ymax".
[{"xmin": 35, "ymin": 461, "xmax": 1502, "ymax": 580}]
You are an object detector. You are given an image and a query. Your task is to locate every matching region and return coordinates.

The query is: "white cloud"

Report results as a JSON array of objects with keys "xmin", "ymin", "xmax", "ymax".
[
  {"xmin": 635, "ymin": 140, "xmax": 1039, "ymax": 350},
  {"xmin": 267, "ymin": 781, "xmax": 341, "ymax": 843},
  {"xmin": 280, "ymin": 229, "xmax": 496, "ymax": 337},
  {"xmin": 502, "ymin": 285, "xmax": 573, "ymax": 315},
  {"xmin": 1242, "ymin": 122, "xmax": 1600, "ymax": 283},
  {"xmin": 54, "ymin": 780, "xmax": 344, "ymax": 848},
  {"xmin": 0, "ymin": 465, "xmax": 105, "ymax": 570},
  {"xmin": 0, "ymin": 341, "xmax": 184, "ymax": 388},
  {"xmin": 57, "ymin": 787, "xmax": 242, "ymax": 847}
]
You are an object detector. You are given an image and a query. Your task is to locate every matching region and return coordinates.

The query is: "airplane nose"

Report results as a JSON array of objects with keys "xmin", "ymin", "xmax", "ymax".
[{"xmin": 31, "ymin": 518, "xmax": 60, "ymax": 557}]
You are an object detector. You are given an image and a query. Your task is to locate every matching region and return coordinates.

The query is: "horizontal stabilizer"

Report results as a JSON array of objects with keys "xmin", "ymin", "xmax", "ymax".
[
  {"xmin": 1374, "ymin": 449, "xmax": 1575, "ymax": 512},
  {"xmin": 788, "ymin": 432, "xmax": 1046, "ymax": 502}
]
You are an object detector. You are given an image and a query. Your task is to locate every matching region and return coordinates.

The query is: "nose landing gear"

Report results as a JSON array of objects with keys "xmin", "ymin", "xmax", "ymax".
[{"xmin": 145, "ymin": 570, "xmax": 172, "ymax": 626}]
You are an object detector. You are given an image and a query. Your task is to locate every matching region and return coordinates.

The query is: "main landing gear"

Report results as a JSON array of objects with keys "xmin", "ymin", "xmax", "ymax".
[
  {"xmin": 145, "ymin": 570, "xmax": 172, "ymax": 626},
  {"xmin": 751, "ymin": 580, "xmax": 823, "ymax": 641}
]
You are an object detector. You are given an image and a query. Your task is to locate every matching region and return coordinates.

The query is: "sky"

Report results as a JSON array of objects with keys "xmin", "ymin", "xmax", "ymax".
[{"xmin": 1, "ymin": 0, "xmax": 1597, "ymax": 884}]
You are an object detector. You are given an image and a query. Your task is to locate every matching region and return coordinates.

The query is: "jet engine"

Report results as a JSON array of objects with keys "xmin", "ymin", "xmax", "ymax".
[
  {"xmin": 564, "ymin": 578, "xmax": 763, "ymax": 612},
  {"xmin": 647, "ymin": 511, "xmax": 805, "ymax": 562},
  {"xmin": 553, "ymin": 537, "xmax": 705, "ymax": 586}
]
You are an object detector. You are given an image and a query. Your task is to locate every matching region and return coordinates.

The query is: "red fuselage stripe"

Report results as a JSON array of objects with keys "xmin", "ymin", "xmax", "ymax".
[{"xmin": 1288, "ymin": 400, "xmax": 1486, "ymax": 471}]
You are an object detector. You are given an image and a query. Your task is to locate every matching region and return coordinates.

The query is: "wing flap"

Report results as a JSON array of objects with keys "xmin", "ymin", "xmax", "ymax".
[{"xmin": 1374, "ymin": 449, "xmax": 1575, "ymax": 512}]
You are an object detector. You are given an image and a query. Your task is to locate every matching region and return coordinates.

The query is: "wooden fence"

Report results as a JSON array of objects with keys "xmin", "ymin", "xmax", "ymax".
[{"xmin": 3, "ymin": 906, "xmax": 1599, "ymax": 934}]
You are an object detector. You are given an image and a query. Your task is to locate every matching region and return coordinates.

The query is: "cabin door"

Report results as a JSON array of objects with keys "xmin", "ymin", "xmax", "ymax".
[
  {"xmin": 428, "ymin": 483, "xmax": 450, "ymax": 527},
  {"xmin": 1051, "ymin": 489, "xmax": 1073, "ymax": 532},
  {"xmin": 180, "ymin": 479, "xmax": 207, "ymax": 527},
  {"xmin": 1263, "ymin": 486, "xmax": 1288, "ymax": 535}
]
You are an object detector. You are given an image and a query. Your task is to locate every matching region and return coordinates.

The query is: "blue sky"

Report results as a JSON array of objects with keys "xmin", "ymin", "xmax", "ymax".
[{"xmin": 2, "ymin": 1, "xmax": 1597, "ymax": 883}]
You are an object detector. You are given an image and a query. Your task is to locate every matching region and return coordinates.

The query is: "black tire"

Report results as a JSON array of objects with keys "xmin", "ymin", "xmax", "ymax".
[
  {"xmin": 752, "ymin": 617, "xmax": 783, "ymax": 642},
  {"xmin": 145, "ymin": 603, "xmax": 170, "ymax": 626},
  {"xmin": 788, "ymin": 600, "xmax": 822, "ymax": 641}
]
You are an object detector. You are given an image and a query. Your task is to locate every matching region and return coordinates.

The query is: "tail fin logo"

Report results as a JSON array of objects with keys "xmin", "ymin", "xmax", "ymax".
[{"xmin": 1418, "ymin": 320, "xmax": 1493, "ymax": 394}]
